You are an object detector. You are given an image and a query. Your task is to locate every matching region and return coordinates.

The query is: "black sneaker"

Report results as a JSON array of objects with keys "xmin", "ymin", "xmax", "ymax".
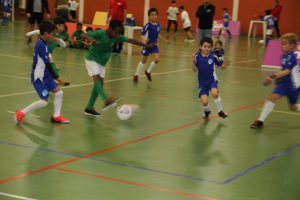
[
  {"xmin": 144, "ymin": 71, "xmax": 152, "ymax": 82},
  {"xmin": 84, "ymin": 108, "xmax": 101, "ymax": 117},
  {"xmin": 218, "ymin": 111, "xmax": 228, "ymax": 118},
  {"xmin": 26, "ymin": 38, "xmax": 32, "ymax": 45},
  {"xmin": 250, "ymin": 120, "xmax": 264, "ymax": 129},
  {"xmin": 202, "ymin": 111, "xmax": 211, "ymax": 120},
  {"xmin": 103, "ymin": 97, "xmax": 121, "ymax": 112}
]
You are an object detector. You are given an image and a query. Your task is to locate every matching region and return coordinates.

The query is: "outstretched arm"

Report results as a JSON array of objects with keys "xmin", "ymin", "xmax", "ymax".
[
  {"xmin": 127, "ymin": 38, "xmax": 156, "ymax": 49},
  {"xmin": 82, "ymin": 34, "xmax": 98, "ymax": 45}
]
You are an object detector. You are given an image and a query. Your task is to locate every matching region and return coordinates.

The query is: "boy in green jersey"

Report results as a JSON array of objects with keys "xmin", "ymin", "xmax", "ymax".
[{"xmin": 83, "ymin": 20, "xmax": 156, "ymax": 116}]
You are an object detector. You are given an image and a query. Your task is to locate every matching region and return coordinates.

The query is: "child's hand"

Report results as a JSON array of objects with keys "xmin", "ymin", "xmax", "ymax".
[
  {"xmin": 221, "ymin": 60, "xmax": 230, "ymax": 69},
  {"xmin": 146, "ymin": 43, "xmax": 157, "ymax": 49},
  {"xmin": 263, "ymin": 77, "xmax": 273, "ymax": 86}
]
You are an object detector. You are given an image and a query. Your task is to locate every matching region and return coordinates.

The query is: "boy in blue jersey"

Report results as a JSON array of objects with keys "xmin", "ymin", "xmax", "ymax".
[
  {"xmin": 251, "ymin": 33, "xmax": 300, "ymax": 129},
  {"xmin": 264, "ymin": 9, "xmax": 275, "ymax": 46},
  {"xmin": 15, "ymin": 21, "xmax": 70, "ymax": 124},
  {"xmin": 2, "ymin": 0, "xmax": 11, "ymax": 25},
  {"xmin": 218, "ymin": 8, "xmax": 231, "ymax": 38},
  {"xmin": 193, "ymin": 37, "xmax": 228, "ymax": 120},
  {"xmin": 133, "ymin": 8, "xmax": 169, "ymax": 82},
  {"xmin": 213, "ymin": 40, "xmax": 224, "ymax": 61}
]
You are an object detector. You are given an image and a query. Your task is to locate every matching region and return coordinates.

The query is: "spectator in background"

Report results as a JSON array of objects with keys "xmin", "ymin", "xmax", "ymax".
[
  {"xmin": 68, "ymin": 0, "xmax": 79, "ymax": 22},
  {"xmin": 271, "ymin": 0, "xmax": 282, "ymax": 37},
  {"xmin": 55, "ymin": 0, "xmax": 70, "ymax": 22},
  {"xmin": 166, "ymin": 0, "xmax": 179, "ymax": 38},
  {"xmin": 107, "ymin": 0, "xmax": 127, "ymax": 54},
  {"xmin": 26, "ymin": 0, "xmax": 50, "ymax": 45},
  {"xmin": 195, "ymin": 0, "xmax": 215, "ymax": 43}
]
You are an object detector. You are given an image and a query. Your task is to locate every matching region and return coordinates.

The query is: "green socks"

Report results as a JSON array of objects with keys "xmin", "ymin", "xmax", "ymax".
[{"xmin": 86, "ymin": 81, "xmax": 108, "ymax": 109}]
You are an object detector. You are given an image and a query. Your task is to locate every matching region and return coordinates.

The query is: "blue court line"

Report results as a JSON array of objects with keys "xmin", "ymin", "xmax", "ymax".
[
  {"xmin": 223, "ymin": 143, "xmax": 300, "ymax": 184},
  {"xmin": 0, "ymin": 140, "xmax": 222, "ymax": 184}
]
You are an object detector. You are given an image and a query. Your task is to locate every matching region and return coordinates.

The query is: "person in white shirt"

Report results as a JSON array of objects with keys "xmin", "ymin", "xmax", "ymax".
[
  {"xmin": 166, "ymin": 0, "xmax": 179, "ymax": 36},
  {"xmin": 68, "ymin": 0, "xmax": 79, "ymax": 21},
  {"xmin": 179, "ymin": 6, "xmax": 194, "ymax": 42}
]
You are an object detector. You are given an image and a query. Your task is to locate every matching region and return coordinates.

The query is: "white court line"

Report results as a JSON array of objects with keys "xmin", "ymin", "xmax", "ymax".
[
  {"xmin": 257, "ymin": 108, "xmax": 300, "ymax": 116},
  {"xmin": 0, "ymin": 192, "xmax": 37, "ymax": 200},
  {"xmin": 7, "ymin": 111, "xmax": 41, "ymax": 118},
  {"xmin": 0, "ymin": 74, "xmax": 29, "ymax": 80}
]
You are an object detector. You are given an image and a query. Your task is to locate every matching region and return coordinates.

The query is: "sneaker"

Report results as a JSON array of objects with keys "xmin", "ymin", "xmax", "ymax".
[
  {"xmin": 202, "ymin": 111, "xmax": 211, "ymax": 121},
  {"xmin": 15, "ymin": 110, "xmax": 25, "ymax": 124},
  {"xmin": 55, "ymin": 79, "xmax": 70, "ymax": 86},
  {"xmin": 84, "ymin": 108, "xmax": 101, "ymax": 117},
  {"xmin": 144, "ymin": 71, "xmax": 152, "ymax": 82},
  {"xmin": 51, "ymin": 115, "xmax": 70, "ymax": 124},
  {"xmin": 103, "ymin": 97, "xmax": 121, "ymax": 112},
  {"xmin": 26, "ymin": 38, "xmax": 32, "ymax": 45},
  {"xmin": 250, "ymin": 120, "xmax": 264, "ymax": 129},
  {"xmin": 218, "ymin": 111, "xmax": 228, "ymax": 118},
  {"xmin": 133, "ymin": 75, "xmax": 138, "ymax": 82}
]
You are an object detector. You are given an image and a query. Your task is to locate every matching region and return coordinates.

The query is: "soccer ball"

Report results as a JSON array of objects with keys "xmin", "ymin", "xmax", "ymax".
[{"xmin": 116, "ymin": 104, "xmax": 139, "ymax": 120}]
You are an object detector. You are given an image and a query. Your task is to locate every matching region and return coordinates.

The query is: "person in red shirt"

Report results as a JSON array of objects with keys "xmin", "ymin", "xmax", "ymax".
[
  {"xmin": 271, "ymin": 0, "xmax": 282, "ymax": 37},
  {"xmin": 107, "ymin": 0, "xmax": 127, "ymax": 54}
]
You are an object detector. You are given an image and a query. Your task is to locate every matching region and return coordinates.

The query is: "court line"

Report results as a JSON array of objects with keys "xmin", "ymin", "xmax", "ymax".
[
  {"xmin": 0, "ymin": 100, "xmax": 263, "ymax": 185},
  {"xmin": 7, "ymin": 111, "xmax": 40, "ymax": 118},
  {"xmin": 0, "ymin": 74, "xmax": 29, "ymax": 80},
  {"xmin": 223, "ymin": 143, "xmax": 300, "ymax": 184},
  {"xmin": 0, "ymin": 140, "xmax": 222, "ymax": 184},
  {"xmin": 55, "ymin": 167, "xmax": 217, "ymax": 200},
  {"xmin": 0, "ymin": 192, "xmax": 37, "ymax": 200},
  {"xmin": 257, "ymin": 108, "xmax": 300, "ymax": 116}
]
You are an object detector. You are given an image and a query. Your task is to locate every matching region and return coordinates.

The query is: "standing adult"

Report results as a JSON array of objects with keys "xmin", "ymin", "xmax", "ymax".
[
  {"xmin": 68, "ymin": 0, "xmax": 79, "ymax": 22},
  {"xmin": 26, "ymin": 0, "xmax": 50, "ymax": 44},
  {"xmin": 55, "ymin": 0, "xmax": 70, "ymax": 22},
  {"xmin": 271, "ymin": 0, "xmax": 282, "ymax": 37},
  {"xmin": 195, "ymin": 0, "xmax": 215, "ymax": 43},
  {"xmin": 107, "ymin": 0, "xmax": 127, "ymax": 54}
]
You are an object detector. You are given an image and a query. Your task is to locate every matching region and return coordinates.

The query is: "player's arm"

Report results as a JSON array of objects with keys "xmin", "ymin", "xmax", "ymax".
[
  {"xmin": 127, "ymin": 38, "xmax": 156, "ymax": 49},
  {"xmin": 191, "ymin": 54, "xmax": 197, "ymax": 72},
  {"xmin": 38, "ymin": 45, "xmax": 59, "ymax": 79},
  {"xmin": 81, "ymin": 33, "xmax": 98, "ymax": 45},
  {"xmin": 53, "ymin": 38, "xmax": 67, "ymax": 48},
  {"xmin": 263, "ymin": 69, "xmax": 291, "ymax": 86},
  {"xmin": 214, "ymin": 55, "xmax": 225, "ymax": 68},
  {"xmin": 26, "ymin": 30, "xmax": 40, "ymax": 37},
  {"xmin": 159, "ymin": 34, "xmax": 170, "ymax": 43}
]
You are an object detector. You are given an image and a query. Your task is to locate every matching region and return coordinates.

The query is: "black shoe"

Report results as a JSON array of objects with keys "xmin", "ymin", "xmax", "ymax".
[
  {"xmin": 250, "ymin": 120, "xmax": 264, "ymax": 129},
  {"xmin": 84, "ymin": 108, "xmax": 101, "ymax": 117},
  {"xmin": 103, "ymin": 97, "xmax": 121, "ymax": 112},
  {"xmin": 26, "ymin": 38, "xmax": 32, "ymax": 45},
  {"xmin": 202, "ymin": 111, "xmax": 211, "ymax": 120},
  {"xmin": 218, "ymin": 111, "xmax": 228, "ymax": 118},
  {"xmin": 144, "ymin": 71, "xmax": 152, "ymax": 82}
]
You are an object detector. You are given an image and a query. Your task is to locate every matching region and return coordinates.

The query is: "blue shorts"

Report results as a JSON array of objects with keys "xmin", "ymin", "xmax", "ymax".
[
  {"xmin": 4, "ymin": 6, "xmax": 11, "ymax": 13},
  {"xmin": 142, "ymin": 46, "xmax": 159, "ymax": 56},
  {"xmin": 33, "ymin": 78, "xmax": 58, "ymax": 100},
  {"xmin": 223, "ymin": 22, "xmax": 229, "ymax": 28},
  {"xmin": 198, "ymin": 81, "xmax": 218, "ymax": 97},
  {"xmin": 273, "ymin": 85, "xmax": 300, "ymax": 104}
]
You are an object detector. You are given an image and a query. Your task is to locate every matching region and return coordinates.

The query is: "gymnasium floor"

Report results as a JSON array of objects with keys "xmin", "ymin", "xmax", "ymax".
[{"xmin": 0, "ymin": 21, "xmax": 300, "ymax": 200}]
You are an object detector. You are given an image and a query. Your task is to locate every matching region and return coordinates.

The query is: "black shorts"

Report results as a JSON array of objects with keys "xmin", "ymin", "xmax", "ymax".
[
  {"xmin": 28, "ymin": 12, "xmax": 44, "ymax": 25},
  {"xmin": 70, "ymin": 10, "xmax": 76, "ymax": 19},
  {"xmin": 184, "ymin": 27, "xmax": 191, "ymax": 32}
]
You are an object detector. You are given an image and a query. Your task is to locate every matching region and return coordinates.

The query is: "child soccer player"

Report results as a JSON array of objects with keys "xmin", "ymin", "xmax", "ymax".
[
  {"xmin": 193, "ymin": 37, "xmax": 228, "ymax": 120},
  {"xmin": 2, "ymin": 0, "xmax": 11, "ymax": 25},
  {"xmin": 15, "ymin": 21, "xmax": 70, "ymax": 124},
  {"xmin": 251, "ymin": 33, "xmax": 300, "ymax": 129},
  {"xmin": 133, "ymin": 8, "xmax": 169, "ymax": 83},
  {"xmin": 82, "ymin": 20, "xmax": 156, "ymax": 116},
  {"xmin": 264, "ymin": 9, "xmax": 275, "ymax": 46},
  {"xmin": 179, "ymin": 6, "xmax": 194, "ymax": 42},
  {"xmin": 213, "ymin": 40, "xmax": 225, "ymax": 61},
  {"xmin": 166, "ymin": 0, "xmax": 179, "ymax": 37},
  {"xmin": 54, "ymin": 18, "xmax": 71, "ymax": 47},
  {"xmin": 218, "ymin": 8, "xmax": 231, "ymax": 38},
  {"xmin": 72, "ymin": 23, "xmax": 85, "ymax": 49}
]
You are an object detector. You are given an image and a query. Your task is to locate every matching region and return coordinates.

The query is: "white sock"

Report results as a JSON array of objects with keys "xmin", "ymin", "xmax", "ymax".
[
  {"xmin": 135, "ymin": 62, "xmax": 145, "ymax": 76},
  {"xmin": 258, "ymin": 101, "xmax": 275, "ymax": 122},
  {"xmin": 214, "ymin": 96, "xmax": 223, "ymax": 113},
  {"xmin": 22, "ymin": 100, "xmax": 48, "ymax": 115},
  {"xmin": 295, "ymin": 104, "xmax": 300, "ymax": 112},
  {"xmin": 54, "ymin": 90, "xmax": 63, "ymax": 117},
  {"xmin": 147, "ymin": 61, "xmax": 157, "ymax": 73},
  {"xmin": 203, "ymin": 105, "xmax": 211, "ymax": 112}
]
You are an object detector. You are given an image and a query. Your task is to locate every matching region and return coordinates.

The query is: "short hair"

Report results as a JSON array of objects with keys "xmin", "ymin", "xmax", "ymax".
[
  {"xmin": 171, "ymin": 0, "xmax": 176, "ymax": 3},
  {"xmin": 281, "ymin": 33, "xmax": 298, "ymax": 46},
  {"xmin": 200, "ymin": 37, "xmax": 213, "ymax": 47},
  {"xmin": 77, "ymin": 22, "xmax": 83, "ymax": 26},
  {"xmin": 39, "ymin": 21, "xmax": 56, "ymax": 35},
  {"xmin": 223, "ymin": 8, "xmax": 228, "ymax": 11},
  {"xmin": 86, "ymin": 27, "xmax": 93, "ymax": 32},
  {"xmin": 265, "ymin": 9, "xmax": 271, "ymax": 15},
  {"xmin": 53, "ymin": 17, "xmax": 65, "ymax": 25},
  {"xmin": 109, "ymin": 20, "xmax": 124, "ymax": 30},
  {"xmin": 215, "ymin": 40, "xmax": 223, "ymax": 46},
  {"xmin": 148, "ymin": 8, "xmax": 159, "ymax": 16},
  {"xmin": 179, "ymin": 6, "xmax": 184, "ymax": 10}
]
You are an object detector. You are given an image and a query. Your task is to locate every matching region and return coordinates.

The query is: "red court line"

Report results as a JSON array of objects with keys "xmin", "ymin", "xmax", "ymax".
[
  {"xmin": 55, "ymin": 167, "xmax": 217, "ymax": 200},
  {"xmin": 0, "ymin": 101, "xmax": 263, "ymax": 185}
]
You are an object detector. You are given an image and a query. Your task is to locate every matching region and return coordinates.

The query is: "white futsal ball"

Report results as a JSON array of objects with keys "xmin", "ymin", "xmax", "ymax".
[{"xmin": 116, "ymin": 104, "xmax": 139, "ymax": 120}]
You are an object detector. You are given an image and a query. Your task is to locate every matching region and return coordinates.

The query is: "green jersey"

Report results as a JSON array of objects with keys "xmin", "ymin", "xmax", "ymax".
[
  {"xmin": 85, "ymin": 30, "xmax": 128, "ymax": 66},
  {"xmin": 55, "ymin": 31, "xmax": 71, "ymax": 43},
  {"xmin": 72, "ymin": 30, "xmax": 84, "ymax": 40},
  {"xmin": 47, "ymin": 41, "xmax": 59, "ymax": 54}
]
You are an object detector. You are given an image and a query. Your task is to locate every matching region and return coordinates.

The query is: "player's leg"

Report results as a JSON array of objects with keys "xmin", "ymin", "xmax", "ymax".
[
  {"xmin": 288, "ymin": 88, "xmax": 300, "ymax": 112},
  {"xmin": 211, "ymin": 87, "xmax": 228, "ymax": 118},
  {"xmin": 251, "ymin": 93, "xmax": 282, "ymax": 129},
  {"xmin": 199, "ymin": 87, "xmax": 211, "ymax": 120},
  {"xmin": 134, "ymin": 55, "xmax": 148, "ymax": 82},
  {"xmin": 50, "ymin": 86, "xmax": 70, "ymax": 124},
  {"xmin": 218, "ymin": 28, "xmax": 223, "ymax": 36},
  {"xmin": 174, "ymin": 20, "xmax": 178, "ymax": 34},
  {"xmin": 226, "ymin": 28, "xmax": 232, "ymax": 37},
  {"xmin": 145, "ymin": 52, "xmax": 159, "ymax": 82},
  {"xmin": 27, "ymin": 13, "xmax": 35, "ymax": 44}
]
